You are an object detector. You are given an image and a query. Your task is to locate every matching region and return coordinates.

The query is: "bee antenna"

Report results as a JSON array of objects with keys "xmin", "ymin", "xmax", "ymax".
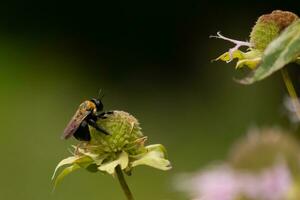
[
  {"xmin": 97, "ymin": 89, "xmax": 102, "ymax": 99},
  {"xmin": 97, "ymin": 89, "xmax": 105, "ymax": 100}
]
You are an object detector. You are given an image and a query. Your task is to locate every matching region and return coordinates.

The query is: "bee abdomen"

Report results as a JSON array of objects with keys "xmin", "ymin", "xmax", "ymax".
[{"xmin": 74, "ymin": 120, "xmax": 91, "ymax": 141}]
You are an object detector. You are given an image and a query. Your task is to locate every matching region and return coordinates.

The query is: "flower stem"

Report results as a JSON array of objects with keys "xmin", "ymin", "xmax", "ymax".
[
  {"xmin": 281, "ymin": 68, "xmax": 300, "ymax": 120},
  {"xmin": 115, "ymin": 165, "xmax": 134, "ymax": 200}
]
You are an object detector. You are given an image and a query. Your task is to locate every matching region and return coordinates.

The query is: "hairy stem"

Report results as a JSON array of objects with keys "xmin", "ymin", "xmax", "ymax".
[
  {"xmin": 115, "ymin": 165, "xmax": 134, "ymax": 200},
  {"xmin": 281, "ymin": 68, "xmax": 300, "ymax": 120}
]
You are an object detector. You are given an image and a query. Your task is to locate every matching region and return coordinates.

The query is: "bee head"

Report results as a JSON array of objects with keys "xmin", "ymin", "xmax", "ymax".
[{"xmin": 90, "ymin": 98, "xmax": 104, "ymax": 111}]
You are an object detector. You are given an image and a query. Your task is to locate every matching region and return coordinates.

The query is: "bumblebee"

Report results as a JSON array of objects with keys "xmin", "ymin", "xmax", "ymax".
[{"xmin": 62, "ymin": 98, "xmax": 112, "ymax": 141}]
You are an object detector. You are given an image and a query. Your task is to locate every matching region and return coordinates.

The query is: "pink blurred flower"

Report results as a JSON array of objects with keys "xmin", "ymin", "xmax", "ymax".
[
  {"xmin": 239, "ymin": 160, "xmax": 292, "ymax": 200},
  {"xmin": 191, "ymin": 165, "xmax": 239, "ymax": 200},
  {"xmin": 177, "ymin": 161, "xmax": 292, "ymax": 200}
]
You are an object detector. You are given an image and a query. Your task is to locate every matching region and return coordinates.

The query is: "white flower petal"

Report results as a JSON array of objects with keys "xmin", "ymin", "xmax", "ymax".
[
  {"xmin": 98, "ymin": 151, "xmax": 129, "ymax": 175},
  {"xmin": 131, "ymin": 144, "xmax": 171, "ymax": 170}
]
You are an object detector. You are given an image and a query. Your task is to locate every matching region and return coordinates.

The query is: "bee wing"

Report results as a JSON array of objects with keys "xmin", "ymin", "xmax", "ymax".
[{"xmin": 62, "ymin": 109, "xmax": 91, "ymax": 139}]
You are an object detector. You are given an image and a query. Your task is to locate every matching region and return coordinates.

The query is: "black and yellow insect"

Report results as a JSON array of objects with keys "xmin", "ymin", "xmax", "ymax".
[{"xmin": 62, "ymin": 98, "xmax": 112, "ymax": 141}]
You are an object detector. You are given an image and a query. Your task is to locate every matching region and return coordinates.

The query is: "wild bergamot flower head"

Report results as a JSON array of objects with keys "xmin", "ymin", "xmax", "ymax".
[
  {"xmin": 52, "ymin": 110, "xmax": 171, "ymax": 188},
  {"xmin": 211, "ymin": 10, "xmax": 299, "ymax": 73}
]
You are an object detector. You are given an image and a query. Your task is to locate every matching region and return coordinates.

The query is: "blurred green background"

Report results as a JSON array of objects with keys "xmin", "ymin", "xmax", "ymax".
[{"xmin": 1, "ymin": 1, "xmax": 300, "ymax": 200}]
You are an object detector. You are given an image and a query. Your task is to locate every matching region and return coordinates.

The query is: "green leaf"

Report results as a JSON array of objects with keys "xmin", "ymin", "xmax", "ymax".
[
  {"xmin": 241, "ymin": 20, "xmax": 300, "ymax": 84},
  {"xmin": 52, "ymin": 156, "xmax": 93, "ymax": 180},
  {"xmin": 86, "ymin": 164, "xmax": 99, "ymax": 173},
  {"xmin": 236, "ymin": 57, "xmax": 261, "ymax": 69},
  {"xmin": 131, "ymin": 144, "xmax": 172, "ymax": 171},
  {"xmin": 74, "ymin": 156, "xmax": 94, "ymax": 168},
  {"xmin": 53, "ymin": 164, "xmax": 81, "ymax": 190}
]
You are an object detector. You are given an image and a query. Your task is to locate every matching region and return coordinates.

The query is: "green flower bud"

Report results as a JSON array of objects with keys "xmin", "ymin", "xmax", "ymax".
[{"xmin": 250, "ymin": 10, "xmax": 299, "ymax": 51}]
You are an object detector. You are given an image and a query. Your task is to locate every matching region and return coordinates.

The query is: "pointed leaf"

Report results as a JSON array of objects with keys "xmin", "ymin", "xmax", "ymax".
[
  {"xmin": 236, "ymin": 57, "xmax": 261, "ymax": 69},
  {"xmin": 52, "ymin": 156, "xmax": 93, "ymax": 180},
  {"xmin": 53, "ymin": 164, "xmax": 81, "ymax": 190},
  {"xmin": 241, "ymin": 20, "xmax": 300, "ymax": 84},
  {"xmin": 52, "ymin": 156, "xmax": 78, "ymax": 180},
  {"xmin": 74, "ymin": 156, "xmax": 94, "ymax": 168}
]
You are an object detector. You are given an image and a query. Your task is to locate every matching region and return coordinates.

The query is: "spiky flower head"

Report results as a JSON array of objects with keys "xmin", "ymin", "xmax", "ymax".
[
  {"xmin": 52, "ymin": 110, "xmax": 171, "ymax": 188},
  {"xmin": 89, "ymin": 111, "xmax": 145, "ymax": 154},
  {"xmin": 250, "ymin": 10, "xmax": 298, "ymax": 51}
]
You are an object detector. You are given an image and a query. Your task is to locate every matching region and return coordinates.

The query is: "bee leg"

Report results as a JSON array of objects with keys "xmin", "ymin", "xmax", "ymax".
[
  {"xmin": 96, "ymin": 113, "xmax": 106, "ymax": 119},
  {"xmin": 96, "ymin": 111, "xmax": 114, "ymax": 118},
  {"xmin": 87, "ymin": 119, "xmax": 111, "ymax": 135}
]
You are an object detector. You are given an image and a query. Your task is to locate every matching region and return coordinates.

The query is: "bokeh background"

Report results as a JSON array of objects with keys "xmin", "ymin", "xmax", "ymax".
[{"xmin": 1, "ymin": 1, "xmax": 300, "ymax": 200}]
